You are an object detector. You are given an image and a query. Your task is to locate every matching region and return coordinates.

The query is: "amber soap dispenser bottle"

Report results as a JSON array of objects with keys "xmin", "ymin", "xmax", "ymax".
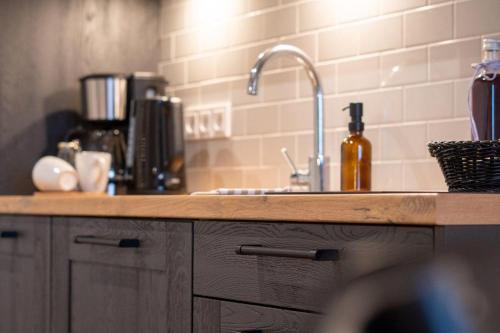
[{"xmin": 341, "ymin": 103, "xmax": 371, "ymax": 191}]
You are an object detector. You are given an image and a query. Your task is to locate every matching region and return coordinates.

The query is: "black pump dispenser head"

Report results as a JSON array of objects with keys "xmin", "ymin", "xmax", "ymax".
[{"xmin": 343, "ymin": 103, "xmax": 364, "ymax": 133}]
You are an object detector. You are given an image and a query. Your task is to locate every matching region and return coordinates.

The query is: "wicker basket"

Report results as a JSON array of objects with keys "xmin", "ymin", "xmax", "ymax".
[{"xmin": 428, "ymin": 140, "xmax": 500, "ymax": 192}]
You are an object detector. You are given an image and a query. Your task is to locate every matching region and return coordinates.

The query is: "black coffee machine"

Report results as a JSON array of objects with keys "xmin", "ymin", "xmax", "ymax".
[
  {"xmin": 66, "ymin": 72, "xmax": 169, "ymax": 194},
  {"xmin": 127, "ymin": 97, "xmax": 186, "ymax": 194}
]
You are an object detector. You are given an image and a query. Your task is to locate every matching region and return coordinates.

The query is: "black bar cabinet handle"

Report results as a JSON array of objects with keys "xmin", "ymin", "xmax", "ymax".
[
  {"xmin": 237, "ymin": 330, "xmax": 263, "ymax": 333},
  {"xmin": 74, "ymin": 235, "xmax": 140, "ymax": 248},
  {"xmin": 235, "ymin": 245, "xmax": 339, "ymax": 261},
  {"xmin": 0, "ymin": 231, "xmax": 19, "ymax": 238}
]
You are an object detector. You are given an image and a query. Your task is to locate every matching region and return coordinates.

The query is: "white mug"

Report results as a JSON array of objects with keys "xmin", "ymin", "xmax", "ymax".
[
  {"xmin": 75, "ymin": 152, "xmax": 111, "ymax": 193},
  {"xmin": 32, "ymin": 156, "xmax": 78, "ymax": 192}
]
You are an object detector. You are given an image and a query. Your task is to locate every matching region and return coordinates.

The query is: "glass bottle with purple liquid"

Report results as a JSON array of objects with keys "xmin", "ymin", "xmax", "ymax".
[{"xmin": 471, "ymin": 38, "xmax": 500, "ymax": 141}]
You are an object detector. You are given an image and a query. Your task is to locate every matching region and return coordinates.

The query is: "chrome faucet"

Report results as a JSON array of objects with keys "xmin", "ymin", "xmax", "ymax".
[{"xmin": 247, "ymin": 44, "xmax": 328, "ymax": 192}]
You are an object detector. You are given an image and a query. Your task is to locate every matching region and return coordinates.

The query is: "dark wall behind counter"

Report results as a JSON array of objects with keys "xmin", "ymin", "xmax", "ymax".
[{"xmin": 0, "ymin": 0, "xmax": 159, "ymax": 194}]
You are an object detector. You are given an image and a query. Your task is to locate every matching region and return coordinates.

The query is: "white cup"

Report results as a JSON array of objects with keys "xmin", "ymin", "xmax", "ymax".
[
  {"xmin": 75, "ymin": 151, "xmax": 112, "ymax": 193},
  {"xmin": 32, "ymin": 156, "xmax": 78, "ymax": 192}
]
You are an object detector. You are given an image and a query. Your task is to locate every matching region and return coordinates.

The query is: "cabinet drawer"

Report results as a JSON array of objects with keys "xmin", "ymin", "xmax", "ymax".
[
  {"xmin": 0, "ymin": 215, "xmax": 38, "ymax": 256},
  {"xmin": 194, "ymin": 221, "xmax": 433, "ymax": 312},
  {"xmin": 67, "ymin": 217, "xmax": 170, "ymax": 271},
  {"xmin": 193, "ymin": 297, "xmax": 321, "ymax": 333}
]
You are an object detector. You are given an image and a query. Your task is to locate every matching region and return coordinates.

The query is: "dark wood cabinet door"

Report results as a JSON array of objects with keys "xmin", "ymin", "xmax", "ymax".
[
  {"xmin": 0, "ymin": 215, "xmax": 50, "ymax": 333},
  {"xmin": 51, "ymin": 217, "xmax": 192, "ymax": 333},
  {"xmin": 193, "ymin": 297, "xmax": 321, "ymax": 333},
  {"xmin": 194, "ymin": 221, "xmax": 433, "ymax": 312}
]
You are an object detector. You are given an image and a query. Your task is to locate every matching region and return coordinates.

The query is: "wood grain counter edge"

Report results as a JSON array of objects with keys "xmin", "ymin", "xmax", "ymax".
[
  {"xmin": 1, "ymin": 193, "xmax": 498, "ymax": 225},
  {"xmin": 0, "ymin": 193, "xmax": 441, "ymax": 225}
]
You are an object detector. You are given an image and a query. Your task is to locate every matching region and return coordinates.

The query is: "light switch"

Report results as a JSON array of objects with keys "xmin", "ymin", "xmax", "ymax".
[
  {"xmin": 184, "ymin": 111, "xmax": 198, "ymax": 140},
  {"xmin": 198, "ymin": 110, "xmax": 212, "ymax": 139},
  {"xmin": 212, "ymin": 106, "xmax": 231, "ymax": 138}
]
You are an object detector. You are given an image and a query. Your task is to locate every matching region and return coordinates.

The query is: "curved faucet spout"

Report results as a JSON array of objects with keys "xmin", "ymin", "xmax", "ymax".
[{"xmin": 246, "ymin": 44, "xmax": 328, "ymax": 191}]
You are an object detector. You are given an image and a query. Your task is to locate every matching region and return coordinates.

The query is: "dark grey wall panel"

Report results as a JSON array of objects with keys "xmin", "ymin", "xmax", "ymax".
[{"xmin": 0, "ymin": 0, "xmax": 159, "ymax": 194}]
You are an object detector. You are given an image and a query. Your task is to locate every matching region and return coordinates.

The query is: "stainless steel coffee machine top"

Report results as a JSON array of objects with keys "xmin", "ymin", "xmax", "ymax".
[{"xmin": 80, "ymin": 74, "xmax": 128, "ymax": 121}]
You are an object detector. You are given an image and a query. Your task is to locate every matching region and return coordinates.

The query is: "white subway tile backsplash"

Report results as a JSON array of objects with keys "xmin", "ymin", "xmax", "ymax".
[
  {"xmin": 160, "ymin": 0, "xmax": 500, "ymax": 191},
  {"xmin": 372, "ymin": 162, "xmax": 403, "ymax": 191},
  {"xmin": 429, "ymin": 39, "xmax": 480, "ymax": 81},
  {"xmin": 261, "ymin": 70, "xmax": 297, "ymax": 102},
  {"xmin": 403, "ymin": 160, "xmax": 446, "ymax": 191},
  {"xmin": 175, "ymin": 31, "xmax": 199, "ymax": 57},
  {"xmin": 213, "ymin": 169, "xmax": 244, "ymax": 188},
  {"xmin": 338, "ymin": 56, "xmax": 380, "ymax": 93},
  {"xmin": 299, "ymin": 63, "xmax": 336, "ymax": 97},
  {"xmin": 210, "ymin": 138, "xmax": 261, "ymax": 167},
  {"xmin": 160, "ymin": 61, "xmax": 185, "ymax": 86},
  {"xmin": 359, "ymin": 16, "xmax": 402, "ymax": 54},
  {"xmin": 231, "ymin": 108, "xmax": 246, "ymax": 136},
  {"xmin": 297, "ymin": 131, "xmax": 338, "ymax": 166},
  {"xmin": 381, "ymin": 48, "xmax": 427, "ymax": 86},
  {"xmin": 230, "ymin": 14, "xmax": 265, "ymax": 46},
  {"xmin": 299, "ymin": 0, "xmax": 337, "ymax": 32},
  {"xmin": 456, "ymin": 0, "xmax": 500, "ymax": 38},
  {"xmin": 186, "ymin": 141, "xmax": 210, "ymax": 168},
  {"xmin": 281, "ymin": 34, "xmax": 317, "ymax": 67},
  {"xmin": 318, "ymin": 25, "xmax": 359, "ymax": 61},
  {"xmin": 162, "ymin": 3, "xmax": 186, "ymax": 34},
  {"xmin": 188, "ymin": 55, "xmax": 216, "ymax": 83},
  {"xmin": 200, "ymin": 82, "xmax": 230, "ymax": 105},
  {"xmin": 404, "ymin": 82, "xmax": 453, "ymax": 121},
  {"xmin": 329, "ymin": 164, "xmax": 340, "ymax": 191},
  {"xmin": 248, "ymin": 0, "xmax": 279, "ymax": 12},
  {"xmin": 264, "ymin": 7, "xmax": 296, "ymax": 39},
  {"xmin": 453, "ymin": 79, "xmax": 470, "ymax": 118},
  {"xmin": 380, "ymin": 0, "xmax": 426, "ymax": 14},
  {"xmin": 173, "ymin": 87, "xmax": 200, "ymax": 106},
  {"xmin": 324, "ymin": 90, "xmax": 403, "ymax": 127},
  {"xmin": 279, "ymin": 101, "xmax": 314, "ymax": 132},
  {"xmin": 428, "ymin": 119, "xmax": 470, "ymax": 142},
  {"xmin": 160, "ymin": 37, "xmax": 172, "ymax": 61},
  {"xmin": 262, "ymin": 135, "xmax": 296, "ymax": 166},
  {"xmin": 296, "ymin": 133, "xmax": 314, "ymax": 165},
  {"xmin": 246, "ymin": 105, "xmax": 280, "ymax": 135},
  {"xmin": 243, "ymin": 167, "xmax": 280, "ymax": 188},
  {"xmin": 216, "ymin": 48, "xmax": 247, "ymax": 78},
  {"xmin": 404, "ymin": 4, "xmax": 453, "ymax": 46},
  {"xmin": 199, "ymin": 22, "xmax": 230, "ymax": 52},
  {"xmin": 230, "ymin": 6, "xmax": 296, "ymax": 46},
  {"xmin": 246, "ymin": 42, "xmax": 278, "ymax": 71},
  {"xmin": 231, "ymin": 79, "xmax": 264, "ymax": 106},
  {"xmin": 334, "ymin": 0, "xmax": 380, "ymax": 24},
  {"xmin": 186, "ymin": 169, "xmax": 213, "ymax": 192},
  {"xmin": 380, "ymin": 123, "xmax": 428, "ymax": 160},
  {"xmin": 360, "ymin": 89, "xmax": 403, "ymax": 125},
  {"xmin": 326, "ymin": 94, "xmax": 353, "ymax": 129}
]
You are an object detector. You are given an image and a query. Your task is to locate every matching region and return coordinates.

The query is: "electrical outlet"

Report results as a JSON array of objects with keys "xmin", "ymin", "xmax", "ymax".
[{"xmin": 184, "ymin": 103, "xmax": 232, "ymax": 141}]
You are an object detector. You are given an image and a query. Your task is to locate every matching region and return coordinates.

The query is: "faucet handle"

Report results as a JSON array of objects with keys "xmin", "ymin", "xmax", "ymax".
[
  {"xmin": 281, "ymin": 148, "xmax": 299, "ymax": 174},
  {"xmin": 281, "ymin": 148, "xmax": 310, "ymax": 190}
]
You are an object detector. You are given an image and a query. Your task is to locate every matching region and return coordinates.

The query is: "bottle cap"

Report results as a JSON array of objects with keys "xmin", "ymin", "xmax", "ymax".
[
  {"xmin": 483, "ymin": 38, "xmax": 500, "ymax": 52},
  {"xmin": 342, "ymin": 103, "xmax": 364, "ymax": 133}
]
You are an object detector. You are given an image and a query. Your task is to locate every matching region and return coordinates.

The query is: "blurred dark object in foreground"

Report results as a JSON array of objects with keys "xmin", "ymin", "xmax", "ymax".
[{"xmin": 319, "ymin": 253, "xmax": 496, "ymax": 333}]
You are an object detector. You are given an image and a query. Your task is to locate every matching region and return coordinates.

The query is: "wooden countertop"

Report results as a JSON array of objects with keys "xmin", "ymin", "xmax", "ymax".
[{"xmin": 0, "ymin": 192, "xmax": 498, "ymax": 225}]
